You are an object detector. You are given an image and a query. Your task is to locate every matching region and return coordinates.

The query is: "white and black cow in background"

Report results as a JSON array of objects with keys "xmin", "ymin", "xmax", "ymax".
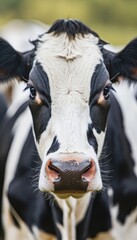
[
  {"xmin": 100, "ymin": 39, "xmax": 137, "ymax": 240},
  {"xmin": 0, "ymin": 19, "xmax": 137, "ymax": 240},
  {"xmin": 0, "ymin": 19, "xmax": 48, "ymax": 105},
  {"xmin": 107, "ymin": 82, "xmax": 137, "ymax": 240}
]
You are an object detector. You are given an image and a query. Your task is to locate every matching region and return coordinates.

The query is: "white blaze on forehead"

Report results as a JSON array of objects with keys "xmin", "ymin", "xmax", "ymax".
[
  {"xmin": 35, "ymin": 33, "xmax": 103, "ymax": 153},
  {"xmin": 36, "ymin": 33, "xmax": 102, "ymax": 103}
]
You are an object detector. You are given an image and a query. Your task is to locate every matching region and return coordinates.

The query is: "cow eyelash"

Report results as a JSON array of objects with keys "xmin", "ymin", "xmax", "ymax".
[
  {"xmin": 103, "ymin": 84, "xmax": 115, "ymax": 100},
  {"xmin": 103, "ymin": 86, "xmax": 110, "ymax": 100},
  {"xmin": 24, "ymin": 84, "xmax": 37, "ymax": 100}
]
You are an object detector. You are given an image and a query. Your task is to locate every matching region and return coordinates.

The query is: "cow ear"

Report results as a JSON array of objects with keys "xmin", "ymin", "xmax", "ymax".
[
  {"xmin": 0, "ymin": 38, "xmax": 35, "ymax": 83},
  {"xmin": 111, "ymin": 38, "xmax": 137, "ymax": 82}
]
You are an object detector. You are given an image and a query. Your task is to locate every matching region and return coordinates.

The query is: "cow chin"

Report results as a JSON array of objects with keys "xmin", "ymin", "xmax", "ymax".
[
  {"xmin": 55, "ymin": 192, "xmax": 87, "ymax": 199},
  {"xmin": 53, "ymin": 185, "xmax": 103, "ymax": 199}
]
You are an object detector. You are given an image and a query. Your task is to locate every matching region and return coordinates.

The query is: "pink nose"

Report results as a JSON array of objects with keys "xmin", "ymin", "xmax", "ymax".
[{"xmin": 45, "ymin": 159, "xmax": 96, "ymax": 192}]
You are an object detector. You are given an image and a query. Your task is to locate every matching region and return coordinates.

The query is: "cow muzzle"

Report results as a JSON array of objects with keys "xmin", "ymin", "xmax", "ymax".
[{"xmin": 45, "ymin": 157, "xmax": 96, "ymax": 197}]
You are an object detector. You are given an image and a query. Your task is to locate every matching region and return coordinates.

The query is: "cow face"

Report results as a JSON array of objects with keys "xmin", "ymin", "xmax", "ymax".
[{"xmin": 0, "ymin": 19, "xmax": 112, "ymax": 198}]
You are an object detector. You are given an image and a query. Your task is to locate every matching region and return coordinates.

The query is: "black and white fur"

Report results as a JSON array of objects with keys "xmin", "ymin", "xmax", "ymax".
[{"xmin": 1, "ymin": 19, "xmax": 137, "ymax": 240}]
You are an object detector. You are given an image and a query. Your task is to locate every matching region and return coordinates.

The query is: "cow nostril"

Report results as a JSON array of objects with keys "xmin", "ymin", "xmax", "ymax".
[
  {"xmin": 82, "ymin": 160, "xmax": 96, "ymax": 182},
  {"xmin": 46, "ymin": 161, "xmax": 61, "ymax": 182}
]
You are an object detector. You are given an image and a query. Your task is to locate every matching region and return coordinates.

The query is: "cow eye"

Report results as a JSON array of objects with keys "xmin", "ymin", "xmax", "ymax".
[
  {"xmin": 103, "ymin": 85, "xmax": 110, "ymax": 100},
  {"xmin": 29, "ymin": 86, "xmax": 36, "ymax": 100},
  {"xmin": 24, "ymin": 83, "xmax": 37, "ymax": 100}
]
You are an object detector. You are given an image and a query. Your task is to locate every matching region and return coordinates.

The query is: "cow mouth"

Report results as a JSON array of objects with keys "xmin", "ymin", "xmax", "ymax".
[{"xmin": 54, "ymin": 190, "xmax": 87, "ymax": 199}]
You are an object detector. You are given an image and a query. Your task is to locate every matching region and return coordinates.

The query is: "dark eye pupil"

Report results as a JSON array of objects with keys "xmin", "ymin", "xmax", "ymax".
[
  {"xmin": 30, "ymin": 87, "xmax": 36, "ymax": 99},
  {"xmin": 103, "ymin": 86, "xmax": 109, "ymax": 100}
]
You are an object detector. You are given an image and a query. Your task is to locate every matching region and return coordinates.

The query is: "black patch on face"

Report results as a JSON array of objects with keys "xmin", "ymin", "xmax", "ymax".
[
  {"xmin": 90, "ymin": 62, "xmax": 109, "ymax": 101},
  {"xmin": 29, "ymin": 62, "xmax": 51, "ymax": 142},
  {"xmin": 29, "ymin": 62, "xmax": 51, "ymax": 107},
  {"xmin": 87, "ymin": 124, "xmax": 98, "ymax": 153},
  {"xmin": 29, "ymin": 102, "xmax": 51, "ymax": 142},
  {"xmin": 47, "ymin": 137, "xmax": 60, "ymax": 155},
  {"xmin": 101, "ymin": 47, "xmax": 116, "ymax": 80},
  {"xmin": 90, "ymin": 62, "xmax": 110, "ymax": 133},
  {"xmin": 90, "ymin": 101, "xmax": 110, "ymax": 133}
]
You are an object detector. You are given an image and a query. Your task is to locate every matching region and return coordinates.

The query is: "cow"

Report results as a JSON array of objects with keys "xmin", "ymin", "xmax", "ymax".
[
  {"xmin": 0, "ymin": 19, "xmax": 48, "ymax": 105},
  {"xmin": 0, "ymin": 19, "xmax": 137, "ymax": 240},
  {"xmin": 102, "ymin": 80, "xmax": 137, "ymax": 240},
  {"xmin": 102, "ymin": 41, "xmax": 137, "ymax": 240},
  {"xmin": 0, "ymin": 96, "xmax": 112, "ymax": 240}
]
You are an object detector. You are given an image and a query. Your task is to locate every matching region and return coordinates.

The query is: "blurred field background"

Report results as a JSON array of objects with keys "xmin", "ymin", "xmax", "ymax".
[
  {"xmin": 0, "ymin": 1, "xmax": 136, "ymax": 239},
  {"xmin": 0, "ymin": 0, "xmax": 137, "ymax": 46}
]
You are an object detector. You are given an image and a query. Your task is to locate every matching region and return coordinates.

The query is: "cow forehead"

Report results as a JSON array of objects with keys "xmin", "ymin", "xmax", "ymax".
[
  {"xmin": 34, "ymin": 33, "xmax": 105, "ymax": 102},
  {"xmin": 36, "ymin": 32, "xmax": 100, "ymax": 59}
]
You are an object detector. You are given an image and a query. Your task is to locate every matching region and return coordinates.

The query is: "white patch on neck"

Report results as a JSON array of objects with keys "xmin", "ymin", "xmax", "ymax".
[
  {"xmin": 111, "ymin": 204, "xmax": 137, "ymax": 240},
  {"xmin": 56, "ymin": 193, "xmax": 91, "ymax": 240}
]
